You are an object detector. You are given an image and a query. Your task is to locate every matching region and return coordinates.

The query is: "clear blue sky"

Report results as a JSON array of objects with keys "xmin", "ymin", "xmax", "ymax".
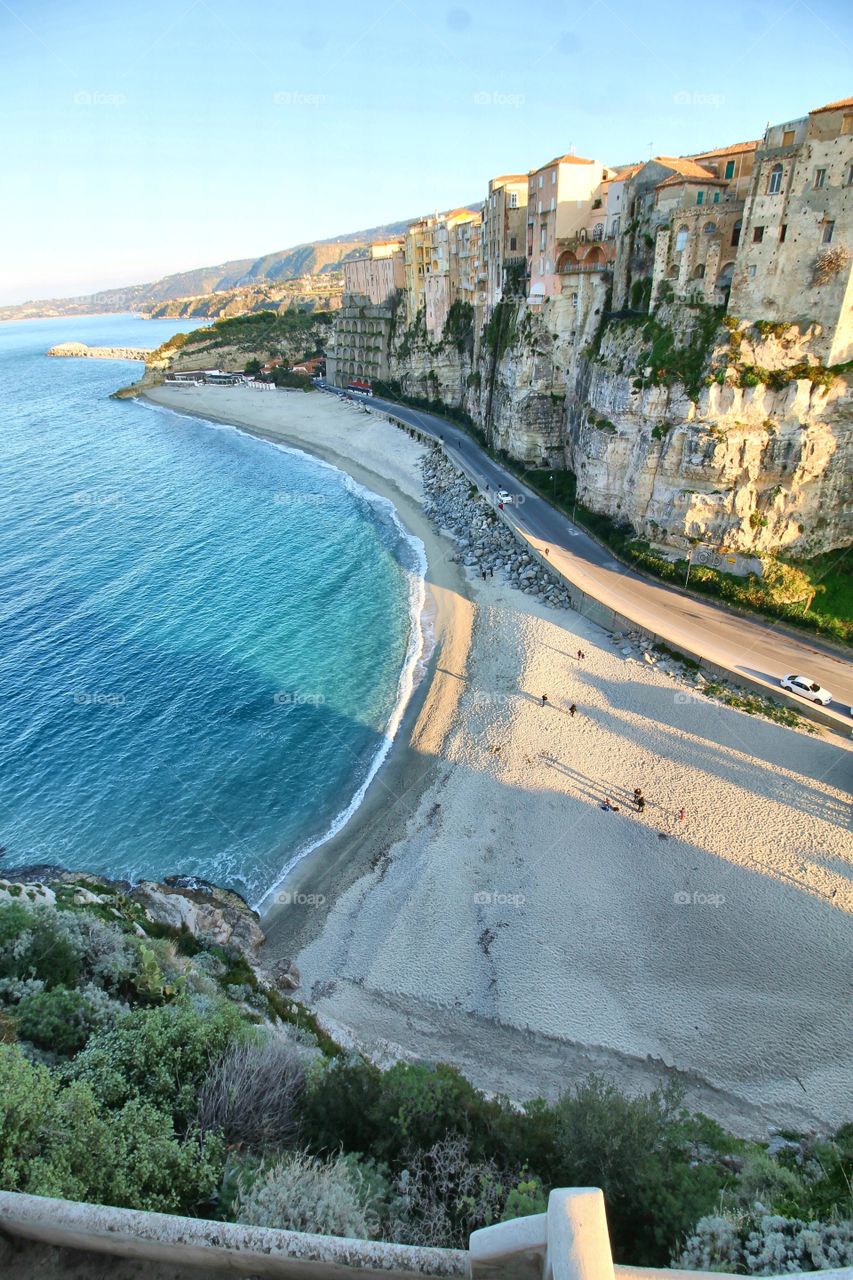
[{"xmin": 2, "ymin": 0, "xmax": 850, "ymax": 303}]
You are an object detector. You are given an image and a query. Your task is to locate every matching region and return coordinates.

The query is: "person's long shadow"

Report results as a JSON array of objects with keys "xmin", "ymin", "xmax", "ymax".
[{"xmin": 568, "ymin": 670, "xmax": 852, "ymax": 834}]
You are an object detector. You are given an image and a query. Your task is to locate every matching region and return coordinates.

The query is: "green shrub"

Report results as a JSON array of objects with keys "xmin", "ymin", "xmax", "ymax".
[
  {"xmin": 550, "ymin": 1078, "xmax": 725, "ymax": 1263},
  {"xmin": 0, "ymin": 1044, "xmax": 223, "ymax": 1212},
  {"xmin": 16, "ymin": 986, "xmax": 95, "ymax": 1055},
  {"xmin": 0, "ymin": 902, "xmax": 82, "ymax": 989},
  {"xmin": 69, "ymin": 997, "xmax": 246, "ymax": 1126}
]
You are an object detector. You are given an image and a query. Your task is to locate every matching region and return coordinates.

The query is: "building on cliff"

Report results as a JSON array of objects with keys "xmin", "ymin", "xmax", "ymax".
[
  {"xmin": 727, "ymin": 96, "xmax": 853, "ymax": 364},
  {"xmin": 482, "ymin": 174, "xmax": 528, "ymax": 314},
  {"xmin": 526, "ymin": 154, "xmax": 613, "ymax": 302},
  {"xmin": 325, "ymin": 242, "xmax": 404, "ymax": 387}
]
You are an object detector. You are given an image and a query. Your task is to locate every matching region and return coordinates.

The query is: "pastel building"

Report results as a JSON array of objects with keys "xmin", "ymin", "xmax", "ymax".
[
  {"xmin": 727, "ymin": 96, "xmax": 853, "ymax": 363},
  {"xmin": 341, "ymin": 240, "xmax": 405, "ymax": 305},
  {"xmin": 526, "ymin": 154, "xmax": 612, "ymax": 301},
  {"xmin": 482, "ymin": 174, "xmax": 528, "ymax": 312}
]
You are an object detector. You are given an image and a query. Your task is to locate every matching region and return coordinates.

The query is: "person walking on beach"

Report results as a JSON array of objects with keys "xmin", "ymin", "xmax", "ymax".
[
  {"xmin": 541, "ymin": 693, "xmax": 548, "ymax": 707},
  {"xmin": 636, "ymin": 795, "xmax": 646, "ymax": 814},
  {"xmin": 677, "ymin": 807, "xmax": 685, "ymax": 822},
  {"xmin": 633, "ymin": 787, "xmax": 642, "ymax": 804},
  {"xmin": 569, "ymin": 703, "xmax": 577, "ymax": 717},
  {"xmin": 489, "ymin": 566, "xmax": 494, "ymax": 578},
  {"xmin": 577, "ymin": 649, "xmax": 585, "ymax": 660}
]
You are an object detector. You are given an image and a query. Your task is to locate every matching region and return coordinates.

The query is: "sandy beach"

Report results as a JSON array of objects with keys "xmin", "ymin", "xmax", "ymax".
[{"xmin": 145, "ymin": 383, "xmax": 853, "ymax": 1137}]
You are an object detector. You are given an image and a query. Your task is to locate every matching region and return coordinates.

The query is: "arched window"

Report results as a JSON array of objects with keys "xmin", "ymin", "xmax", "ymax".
[
  {"xmin": 731, "ymin": 219, "xmax": 742, "ymax": 247},
  {"xmin": 768, "ymin": 163, "xmax": 783, "ymax": 194},
  {"xmin": 693, "ymin": 264, "xmax": 705, "ymax": 279},
  {"xmin": 579, "ymin": 228, "xmax": 587, "ymax": 242},
  {"xmin": 703, "ymin": 221, "xmax": 718, "ymax": 235},
  {"xmin": 592, "ymin": 222, "xmax": 604, "ymax": 241},
  {"xmin": 609, "ymin": 215, "xmax": 620, "ymax": 237},
  {"xmin": 675, "ymin": 225, "xmax": 689, "ymax": 252}
]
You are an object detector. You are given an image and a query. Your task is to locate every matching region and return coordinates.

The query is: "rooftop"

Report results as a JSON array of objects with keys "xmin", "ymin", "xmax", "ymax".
[
  {"xmin": 689, "ymin": 140, "xmax": 760, "ymax": 158},
  {"xmin": 652, "ymin": 156, "xmax": 720, "ymax": 178},
  {"xmin": 809, "ymin": 94, "xmax": 853, "ymax": 114},
  {"xmin": 655, "ymin": 172, "xmax": 728, "ymax": 190}
]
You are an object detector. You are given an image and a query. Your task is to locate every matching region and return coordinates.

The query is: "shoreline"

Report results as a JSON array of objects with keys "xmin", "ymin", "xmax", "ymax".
[
  {"xmin": 139, "ymin": 385, "xmax": 471, "ymax": 936},
  {"xmin": 140, "ymin": 383, "xmax": 853, "ymax": 1138}
]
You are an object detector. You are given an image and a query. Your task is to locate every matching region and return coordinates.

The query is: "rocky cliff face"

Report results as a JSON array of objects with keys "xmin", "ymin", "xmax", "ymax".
[{"xmin": 384, "ymin": 294, "xmax": 852, "ymax": 557}]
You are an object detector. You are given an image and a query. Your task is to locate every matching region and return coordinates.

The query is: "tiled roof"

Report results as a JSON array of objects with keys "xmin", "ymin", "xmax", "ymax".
[
  {"xmin": 611, "ymin": 164, "xmax": 642, "ymax": 181},
  {"xmin": 491, "ymin": 173, "xmax": 528, "ymax": 184},
  {"xmin": 531, "ymin": 154, "xmax": 596, "ymax": 173},
  {"xmin": 655, "ymin": 172, "xmax": 728, "ymax": 190},
  {"xmin": 809, "ymin": 95, "xmax": 853, "ymax": 114},
  {"xmin": 652, "ymin": 156, "xmax": 719, "ymax": 178},
  {"xmin": 689, "ymin": 140, "xmax": 760, "ymax": 158}
]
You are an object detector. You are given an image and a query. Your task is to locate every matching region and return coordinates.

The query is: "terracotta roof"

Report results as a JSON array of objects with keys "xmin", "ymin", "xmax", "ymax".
[
  {"xmin": 655, "ymin": 172, "xmax": 728, "ymax": 190},
  {"xmin": 531, "ymin": 154, "xmax": 596, "ymax": 173},
  {"xmin": 689, "ymin": 140, "xmax": 760, "ymax": 158},
  {"xmin": 491, "ymin": 173, "xmax": 527, "ymax": 184},
  {"xmin": 652, "ymin": 156, "xmax": 719, "ymax": 178},
  {"xmin": 611, "ymin": 164, "xmax": 642, "ymax": 181},
  {"xmin": 444, "ymin": 207, "xmax": 480, "ymax": 222},
  {"xmin": 809, "ymin": 95, "xmax": 853, "ymax": 114}
]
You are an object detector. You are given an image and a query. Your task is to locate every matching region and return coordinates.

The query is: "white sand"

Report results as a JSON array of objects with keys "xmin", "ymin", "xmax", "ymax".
[{"xmin": 146, "ymin": 384, "xmax": 853, "ymax": 1135}]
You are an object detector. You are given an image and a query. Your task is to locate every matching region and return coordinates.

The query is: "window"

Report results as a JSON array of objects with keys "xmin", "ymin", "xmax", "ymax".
[
  {"xmin": 509, "ymin": 236, "xmax": 517, "ymax": 251},
  {"xmin": 592, "ymin": 222, "xmax": 604, "ymax": 240},
  {"xmin": 823, "ymin": 221, "xmax": 835, "ymax": 244},
  {"xmin": 768, "ymin": 163, "xmax": 783, "ymax": 194},
  {"xmin": 713, "ymin": 190, "xmax": 721, "ymax": 203},
  {"xmin": 538, "ymin": 175, "xmax": 543, "ymax": 189},
  {"xmin": 843, "ymin": 113, "xmax": 853, "ymax": 135},
  {"xmin": 780, "ymin": 224, "xmax": 787, "ymax": 243},
  {"xmin": 696, "ymin": 190, "xmax": 704, "ymax": 205},
  {"xmin": 509, "ymin": 192, "xmax": 518, "ymax": 208},
  {"xmin": 748, "ymin": 265, "xmax": 757, "ymax": 278},
  {"xmin": 675, "ymin": 225, "xmax": 689, "ymax": 251},
  {"xmin": 703, "ymin": 221, "xmax": 718, "ymax": 235},
  {"xmin": 610, "ymin": 215, "xmax": 620, "ymax": 236},
  {"xmin": 551, "ymin": 171, "xmax": 556, "ymax": 185},
  {"xmin": 847, "ymin": 163, "xmax": 853, "ymax": 187},
  {"xmin": 782, "ymin": 129, "xmax": 795, "ymax": 146},
  {"xmin": 731, "ymin": 219, "xmax": 742, "ymax": 247},
  {"xmin": 814, "ymin": 168, "xmax": 826, "ymax": 189},
  {"xmin": 571, "ymin": 292, "xmax": 578, "ymax": 308},
  {"xmin": 539, "ymin": 228, "xmax": 546, "ymax": 251},
  {"xmin": 724, "ymin": 159, "xmax": 735, "ymax": 179},
  {"xmin": 753, "ymin": 225, "xmax": 765, "ymax": 243}
]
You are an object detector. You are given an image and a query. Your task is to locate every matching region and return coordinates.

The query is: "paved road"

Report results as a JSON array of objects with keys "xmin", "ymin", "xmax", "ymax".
[{"xmin": 326, "ymin": 387, "xmax": 853, "ymax": 730}]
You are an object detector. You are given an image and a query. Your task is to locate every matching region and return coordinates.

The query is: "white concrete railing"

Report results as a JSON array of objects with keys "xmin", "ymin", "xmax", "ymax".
[{"xmin": 2, "ymin": 1187, "xmax": 853, "ymax": 1280}]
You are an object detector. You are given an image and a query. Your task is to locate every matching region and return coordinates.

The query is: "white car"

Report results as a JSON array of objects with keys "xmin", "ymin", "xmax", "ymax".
[
  {"xmin": 496, "ymin": 489, "xmax": 513, "ymax": 505},
  {"xmin": 780, "ymin": 674, "xmax": 833, "ymax": 706}
]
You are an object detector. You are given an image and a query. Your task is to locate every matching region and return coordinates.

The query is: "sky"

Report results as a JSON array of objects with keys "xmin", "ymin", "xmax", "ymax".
[{"xmin": 1, "ymin": 0, "xmax": 851, "ymax": 304}]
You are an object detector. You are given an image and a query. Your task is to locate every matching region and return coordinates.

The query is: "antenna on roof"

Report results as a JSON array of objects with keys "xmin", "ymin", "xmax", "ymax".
[{"xmin": 648, "ymin": 141, "xmax": 654, "ymax": 158}]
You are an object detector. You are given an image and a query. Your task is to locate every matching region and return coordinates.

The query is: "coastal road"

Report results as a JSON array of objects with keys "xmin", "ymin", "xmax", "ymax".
[{"xmin": 325, "ymin": 386, "xmax": 853, "ymax": 731}]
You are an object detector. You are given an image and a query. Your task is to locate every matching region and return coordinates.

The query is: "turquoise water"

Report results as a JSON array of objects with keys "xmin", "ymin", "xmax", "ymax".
[{"xmin": 0, "ymin": 315, "xmax": 424, "ymax": 907}]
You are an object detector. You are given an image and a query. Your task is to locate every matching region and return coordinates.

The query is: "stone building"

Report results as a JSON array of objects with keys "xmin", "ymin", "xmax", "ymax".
[
  {"xmin": 325, "ymin": 295, "xmax": 397, "ymax": 388},
  {"xmin": 728, "ymin": 96, "xmax": 853, "ymax": 364},
  {"xmin": 412, "ymin": 209, "xmax": 480, "ymax": 337},
  {"xmin": 482, "ymin": 174, "xmax": 528, "ymax": 313}
]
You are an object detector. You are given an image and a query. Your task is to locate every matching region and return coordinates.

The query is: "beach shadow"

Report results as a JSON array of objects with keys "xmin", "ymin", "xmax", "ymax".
[{"xmin": 567, "ymin": 670, "xmax": 852, "ymax": 835}]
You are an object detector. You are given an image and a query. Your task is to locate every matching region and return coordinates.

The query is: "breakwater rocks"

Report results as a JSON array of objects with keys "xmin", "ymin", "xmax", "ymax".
[
  {"xmin": 47, "ymin": 342, "xmax": 148, "ymax": 361},
  {"xmin": 422, "ymin": 449, "xmax": 575, "ymax": 610}
]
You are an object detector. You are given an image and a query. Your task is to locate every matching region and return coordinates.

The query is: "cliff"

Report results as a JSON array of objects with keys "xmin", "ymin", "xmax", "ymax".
[{"xmin": 382, "ymin": 295, "xmax": 852, "ymax": 559}]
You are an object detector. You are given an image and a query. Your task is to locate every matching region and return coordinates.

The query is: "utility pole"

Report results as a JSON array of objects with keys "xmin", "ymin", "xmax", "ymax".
[{"xmin": 684, "ymin": 543, "xmax": 695, "ymax": 587}]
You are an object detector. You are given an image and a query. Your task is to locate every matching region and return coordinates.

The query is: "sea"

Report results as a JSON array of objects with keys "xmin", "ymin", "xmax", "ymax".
[{"xmin": 0, "ymin": 313, "xmax": 426, "ymax": 909}]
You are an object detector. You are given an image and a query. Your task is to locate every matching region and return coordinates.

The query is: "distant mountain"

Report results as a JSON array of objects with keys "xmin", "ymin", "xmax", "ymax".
[{"xmin": 0, "ymin": 218, "xmax": 419, "ymax": 324}]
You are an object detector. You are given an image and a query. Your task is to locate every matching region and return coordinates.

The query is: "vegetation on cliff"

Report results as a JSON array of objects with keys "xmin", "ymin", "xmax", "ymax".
[{"xmin": 1, "ymin": 882, "xmax": 851, "ymax": 1267}]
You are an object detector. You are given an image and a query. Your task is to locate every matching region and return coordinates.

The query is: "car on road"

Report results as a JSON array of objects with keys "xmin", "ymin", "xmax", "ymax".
[
  {"xmin": 496, "ymin": 489, "xmax": 513, "ymax": 505},
  {"xmin": 780, "ymin": 674, "xmax": 834, "ymax": 705}
]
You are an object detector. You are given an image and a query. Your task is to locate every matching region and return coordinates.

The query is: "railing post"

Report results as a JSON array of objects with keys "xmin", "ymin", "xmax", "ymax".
[{"xmin": 544, "ymin": 1189, "xmax": 615, "ymax": 1280}]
